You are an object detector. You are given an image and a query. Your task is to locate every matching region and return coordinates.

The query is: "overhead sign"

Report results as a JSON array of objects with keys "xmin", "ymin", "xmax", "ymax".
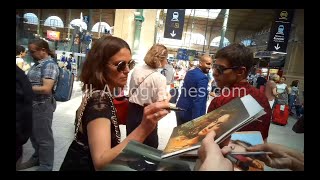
[
  {"xmin": 267, "ymin": 9, "xmax": 294, "ymax": 53},
  {"xmin": 164, "ymin": 9, "xmax": 185, "ymax": 40},
  {"xmin": 47, "ymin": 30, "xmax": 60, "ymax": 41}
]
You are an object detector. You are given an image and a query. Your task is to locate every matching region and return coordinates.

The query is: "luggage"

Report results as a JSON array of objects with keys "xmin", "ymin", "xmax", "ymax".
[{"xmin": 272, "ymin": 104, "xmax": 289, "ymax": 125}]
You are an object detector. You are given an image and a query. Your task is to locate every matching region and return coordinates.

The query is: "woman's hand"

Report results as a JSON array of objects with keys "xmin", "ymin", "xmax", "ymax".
[
  {"xmin": 246, "ymin": 143, "xmax": 304, "ymax": 171},
  {"xmin": 140, "ymin": 101, "xmax": 170, "ymax": 131}
]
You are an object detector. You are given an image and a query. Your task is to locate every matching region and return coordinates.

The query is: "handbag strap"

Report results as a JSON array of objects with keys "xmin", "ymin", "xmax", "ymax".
[
  {"xmin": 74, "ymin": 91, "xmax": 91, "ymax": 145},
  {"xmin": 130, "ymin": 71, "xmax": 157, "ymax": 96},
  {"xmin": 74, "ymin": 90, "xmax": 121, "ymax": 145}
]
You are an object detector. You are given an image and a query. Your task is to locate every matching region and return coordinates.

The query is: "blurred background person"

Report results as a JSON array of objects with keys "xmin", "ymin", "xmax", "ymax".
[
  {"xmin": 17, "ymin": 39, "xmax": 59, "ymax": 171},
  {"xmin": 160, "ymin": 59, "xmax": 175, "ymax": 93},
  {"xmin": 265, "ymin": 74, "xmax": 279, "ymax": 108},
  {"xmin": 275, "ymin": 76, "xmax": 289, "ymax": 106},
  {"xmin": 256, "ymin": 74, "xmax": 267, "ymax": 90},
  {"xmin": 127, "ymin": 44, "xmax": 170, "ymax": 148},
  {"xmin": 66, "ymin": 54, "xmax": 75, "ymax": 72},
  {"xmin": 288, "ymin": 80, "xmax": 300, "ymax": 115},
  {"xmin": 176, "ymin": 55, "xmax": 212, "ymax": 125},
  {"xmin": 16, "ymin": 45, "xmax": 30, "ymax": 72}
]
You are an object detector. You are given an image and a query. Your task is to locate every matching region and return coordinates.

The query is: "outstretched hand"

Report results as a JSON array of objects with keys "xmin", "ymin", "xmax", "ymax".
[{"xmin": 246, "ymin": 143, "xmax": 304, "ymax": 171}]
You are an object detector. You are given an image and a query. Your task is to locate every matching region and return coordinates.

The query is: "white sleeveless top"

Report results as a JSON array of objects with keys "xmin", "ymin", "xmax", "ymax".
[{"xmin": 276, "ymin": 83, "xmax": 287, "ymax": 94}]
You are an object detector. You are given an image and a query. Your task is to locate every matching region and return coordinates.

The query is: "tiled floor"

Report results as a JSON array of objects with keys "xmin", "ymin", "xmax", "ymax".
[{"xmin": 18, "ymin": 81, "xmax": 304, "ymax": 171}]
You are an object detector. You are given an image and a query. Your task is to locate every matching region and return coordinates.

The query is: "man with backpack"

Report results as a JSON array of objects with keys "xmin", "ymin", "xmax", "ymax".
[{"xmin": 17, "ymin": 39, "xmax": 59, "ymax": 171}]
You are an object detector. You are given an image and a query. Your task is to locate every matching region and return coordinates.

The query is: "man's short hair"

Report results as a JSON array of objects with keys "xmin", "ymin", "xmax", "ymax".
[{"xmin": 215, "ymin": 43, "xmax": 254, "ymax": 75}]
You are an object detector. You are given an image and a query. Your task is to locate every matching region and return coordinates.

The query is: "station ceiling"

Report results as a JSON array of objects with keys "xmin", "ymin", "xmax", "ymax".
[{"xmin": 166, "ymin": 9, "xmax": 277, "ymax": 32}]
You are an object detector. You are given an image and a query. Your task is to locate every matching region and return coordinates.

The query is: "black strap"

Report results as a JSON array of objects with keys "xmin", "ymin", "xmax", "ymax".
[{"xmin": 130, "ymin": 71, "xmax": 157, "ymax": 96}]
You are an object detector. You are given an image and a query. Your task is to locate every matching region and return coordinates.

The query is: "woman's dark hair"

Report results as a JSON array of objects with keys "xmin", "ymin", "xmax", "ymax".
[
  {"xmin": 281, "ymin": 76, "xmax": 286, "ymax": 81},
  {"xmin": 215, "ymin": 43, "xmax": 254, "ymax": 76},
  {"xmin": 291, "ymin": 80, "xmax": 299, "ymax": 87},
  {"xmin": 28, "ymin": 39, "xmax": 56, "ymax": 58},
  {"xmin": 16, "ymin": 45, "xmax": 26, "ymax": 56},
  {"xmin": 80, "ymin": 35, "xmax": 131, "ymax": 91}
]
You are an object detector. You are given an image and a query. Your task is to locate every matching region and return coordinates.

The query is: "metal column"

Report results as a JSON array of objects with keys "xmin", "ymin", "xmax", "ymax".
[
  {"xmin": 203, "ymin": 9, "xmax": 210, "ymax": 53},
  {"xmin": 133, "ymin": 9, "xmax": 144, "ymax": 56},
  {"xmin": 219, "ymin": 9, "xmax": 229, "ymax": 49}
]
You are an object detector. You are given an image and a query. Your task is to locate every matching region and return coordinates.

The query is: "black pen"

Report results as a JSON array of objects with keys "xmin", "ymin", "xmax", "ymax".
[{"xmin": 225, "ymin": 154, "xmax": 249, "ymax": 171}]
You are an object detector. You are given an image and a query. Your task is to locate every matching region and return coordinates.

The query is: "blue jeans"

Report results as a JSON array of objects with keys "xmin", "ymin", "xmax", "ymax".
[
  {"xmin": 30, "ymin": 98, "xmax": 56, "ymax": 171},
  {"xmin": 288, "ymin": 94, "xmax": 296, "ymax": 111}
]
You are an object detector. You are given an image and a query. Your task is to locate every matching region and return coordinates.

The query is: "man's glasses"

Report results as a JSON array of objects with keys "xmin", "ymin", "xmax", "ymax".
[
  {"xmin": 109, "ymin": 59, "xmax": 135, "ymax": 72},
  {"xmin": 212, "ymin": 64, "xmax": 240, "ymax": 74},
  {"xmin": 27, "ymin": 50, "xmax": 37, "ymax": 54}
]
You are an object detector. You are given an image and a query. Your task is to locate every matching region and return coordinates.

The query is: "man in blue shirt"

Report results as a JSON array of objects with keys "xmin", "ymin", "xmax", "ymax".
[
  {"xmin": 176, "ymin": 55, "xmax": 213, "ymax": 125},
  {"xmin": 60, "ymin": 52, "xmax": 67, "ymax": 62}
]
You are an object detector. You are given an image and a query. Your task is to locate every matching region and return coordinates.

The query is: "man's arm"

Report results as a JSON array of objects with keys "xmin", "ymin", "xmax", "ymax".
[
  {"xmin": 35, "ymin": 62, "xmax": 59, "ymax": 94},
  {"xmin": 32, "ymin": 78, "xmax": 55, "ymax": 94}
]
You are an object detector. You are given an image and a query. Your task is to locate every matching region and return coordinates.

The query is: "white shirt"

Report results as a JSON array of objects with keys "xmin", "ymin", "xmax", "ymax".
[
  {"xmin": 129, "ymin": 64, "xmax": 167, "ymax": 106},
  {"xmin": 16, "ymin": 57, "xmax": 24, "ymax": 65},
  {"xmin": 276, "ymin": 83, "xmax": 287, "ymax": 94}
]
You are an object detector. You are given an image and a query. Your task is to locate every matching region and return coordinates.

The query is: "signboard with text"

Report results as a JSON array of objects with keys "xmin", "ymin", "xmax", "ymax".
[
  {"xmin": 267, "ymin": 9, "xmax": 294, "ymax": 53},
  {"xmin": 164, "ymin": 9, "xmax": 185, "ymax": 40}
]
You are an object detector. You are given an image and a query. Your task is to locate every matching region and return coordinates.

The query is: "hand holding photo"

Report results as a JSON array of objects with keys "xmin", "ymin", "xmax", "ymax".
[
  {"xmin": 230, "ymin": 151, "xmax": 272, "ymax": 156},
  {"xmin": 161, "ymin": 95, "xmax": 266, "ymax": 159},
  {"xmin": 228, "ymin": 131, "xmax": 266, "ymax": 171}
]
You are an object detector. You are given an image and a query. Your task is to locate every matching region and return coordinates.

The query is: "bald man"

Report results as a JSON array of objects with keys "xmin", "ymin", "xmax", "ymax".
[{"xmin": 176, "ymin": 55, "xmax": 213, "ymax": 125}]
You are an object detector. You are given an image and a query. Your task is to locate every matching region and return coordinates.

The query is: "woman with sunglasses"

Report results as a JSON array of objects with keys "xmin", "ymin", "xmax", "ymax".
[
  {"xmin": 126, "ymin": 44, "xmax": 171, "ymax": 149},
  {"xmin": 60, "ymin": 36, "xmax": 170, "ymax": 171}
]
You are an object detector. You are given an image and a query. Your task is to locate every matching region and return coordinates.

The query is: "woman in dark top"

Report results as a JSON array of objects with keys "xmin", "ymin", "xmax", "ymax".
[{"xmin": 60, "ymin": 35, "xmax": 170, "ymax": 171}]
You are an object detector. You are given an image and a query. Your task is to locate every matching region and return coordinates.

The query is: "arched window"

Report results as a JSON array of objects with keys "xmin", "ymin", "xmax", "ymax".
[
  {"xmin": 191, "ymin": 33, "xmax": 207, "ymax": 45},
  {"xmin": 210, "ymin": 36, "xmax": 230, "ymax": 47},
  {"xmin": 91, "ymin": 22, "xmax": 111, "ymax": 33},
  {"xmin": 69, "ymin": 19, "xmax": 87, "ymax": 30},
  {"xmin": 44, "ymin": 16, "xmax": 64, "ymax": 28},
  {"xmin": 23, "ymin": 13, "xmax": 39, "ymax": 25}
]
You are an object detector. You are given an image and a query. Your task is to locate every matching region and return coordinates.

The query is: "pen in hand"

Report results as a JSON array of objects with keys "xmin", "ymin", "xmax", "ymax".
[
  {"xmin": 166, "ymin": 106, "xmax": 186, "ymax": 112},
  {"xmin": 225, "ymin": 154, "xmax": 249, "ymax": 171}
]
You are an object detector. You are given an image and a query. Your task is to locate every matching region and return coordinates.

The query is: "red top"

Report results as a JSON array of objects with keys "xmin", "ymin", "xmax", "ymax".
[{"xmin": 208, "ymin": 82, "xmax": 272, "ymax": 140}]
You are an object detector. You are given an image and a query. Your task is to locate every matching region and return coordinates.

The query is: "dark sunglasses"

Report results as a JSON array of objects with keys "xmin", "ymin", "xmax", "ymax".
[
  {"xmin": 109, "ymin": 59, "xmax": 135, "ymax": 72},
  {"xmin": 212, "ymin": 64, "xmax": 240, "ymax": 74}
]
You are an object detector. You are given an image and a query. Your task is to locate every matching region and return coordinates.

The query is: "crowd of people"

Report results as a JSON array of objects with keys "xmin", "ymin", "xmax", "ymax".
[{"xmin": 16, "ymin": 35, "xmax": 304, "ymax": 171}]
